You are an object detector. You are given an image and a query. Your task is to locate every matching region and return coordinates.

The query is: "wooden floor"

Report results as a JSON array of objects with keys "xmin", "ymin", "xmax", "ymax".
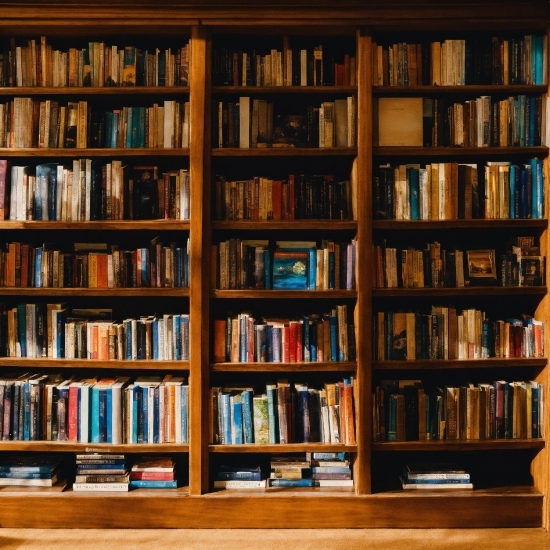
[{"xmin": 0, "ymin": 529, "xmax": 549, "ymax": 549}]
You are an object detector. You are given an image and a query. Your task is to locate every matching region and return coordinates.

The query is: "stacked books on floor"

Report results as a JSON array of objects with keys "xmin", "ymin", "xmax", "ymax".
[
  {"xmin": 130, "ymin": 456, "xmax": 178, "ymax": 489},
  {"xmin": 0, "ymin": 455, "xmax": 65, "ymax": 488},
  {"xmin": 73, "ymin": 453, "xmax": 129, "ymax": 492},
  {"xmin": 400, "ymin": 463, "xmax": 473, "ymax": 490},
  {"xmin": 268, "ymin": 452, "xmax": 353, "ymax": 488},
  {"xmin": 214, "ymin": 464, "xmax": 266, "ymax": 489}
]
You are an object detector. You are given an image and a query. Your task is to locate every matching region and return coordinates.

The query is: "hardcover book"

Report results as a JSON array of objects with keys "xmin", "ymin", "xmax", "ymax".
[{"xmin": 272, "ymin": 251, "xmax": 308, "ymax": 290}]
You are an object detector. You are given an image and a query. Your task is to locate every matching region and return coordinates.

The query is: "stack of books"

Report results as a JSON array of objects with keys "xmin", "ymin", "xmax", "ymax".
[
  {"xmin": 73, "ymin": 453, "xmax": 129, "ymax": 492},
  {"xmin": 129, "ymin": 456, "xmax": 177, "ymax": 489},
  {"xmin": 310, "ymin": 452, "xmax": 353, "ymax": 487},
  {"xmin": 0, "ymin": 455, "xmax": 64, "ymax": 488},
  {"xmin": 214, "ymin": 464, "xmax": 266, "ymax": 489},
  {"xmin": 268, "ymin": 456, "xmax": 314, "ymax": 487},
  {"xmin": 400, "ymin": 463, "xmax": 473, "ymax": 490}
]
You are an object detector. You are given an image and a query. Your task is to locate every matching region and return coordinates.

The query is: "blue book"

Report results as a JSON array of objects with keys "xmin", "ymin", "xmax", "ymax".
[
  {"xmin": 34, "ymin": 248, "xmax": 43, "ymax": 287},
  {"xmin": 528, "ymin": 97, "xmax": 536, "ymax": 147},
  {"xmin": 302, "ymin": 314, "xmax": 310, "ymax": 362},
  {"xmin": 328, "ymin": 251, "xmax": 335, "ymax": 289},
  {"xmin": 106, "ymin": 387, "xmax": 113, "ymax": 443},
  {"xmin": 132, "ymin": 385, "xmax": 139, "ymax": 444},
  {"xmin": 153, "ymin": 385, "xmax": 160, "ymax": 444},
  {"xmin": 142, "ymin": 386, "xmax": 149, "ymax": 443},
  {"xmin": 173, "ymin": 314, "xmax": 182, "ymax": 360},
  {"xmin": 90, "ymin": 386, "xmax": 100, "ymax": 443},
  {"xmin": 55, "ymin": 309, "xmax": 67, "ymax": 358},
  {"xmin": 241, "ymin": 390, "xmax": 253, "ymax": 444},
  {"xmin": 221, "ymin": 392, "xmax": 232, "ymax": 444},
  {"xmin": 519, "ymin": 167, "xmax": 528, "ymax": 219},
  {"xmin": 232, "ymin": 395, "xmax": 243, "ymax": 444},
  {"xmin": 307, "ymin": 248, "xmax": 316, "ymax": 290},
  {"xmin": 402, "ymin": 477, "xmax": 471, "ymax": 485},
  {"xmin": 152, "ymin": 320, "xmax": 159, "ymax": 359},
  {"xmin": 311, "ymin": 466, "xmax": 350, "ymax": 474},
  {"xmin": 125, "ymin": 108, "xmax": 133, "ymax": 148},
  {"xmin": 130, "ymin": 480, "xmax": 177, "ymax": 489},
  {"xmin": 265, "ymin": 325, "xmax": 273, "ymax": 362},
  {"xmin": 310, "ymin": 319, "xmax": 317, "ymax": 362},
  {"xmin": 408, "ymin": 167, "xmax": 420, "ymax": 220},
  {"xmin": 509, "ymin": 164, "xmax": 516, "ymax": 219},
  {"xmin": 181, "ymin": 385, "xmax": 189, "ymax": 443},
  {"xmin": 272, "ymin": 326, "xmax": 281, "ymax": 362},
  {"xmin": 104, "ymin": 112, "xmax": 113, "ymax": 147},
  {"xmin": 273, "ymin": 251, "xmax": 308, "ymax": 290},
  {"xmin": 98, "ymin": 389, "xmax": 107, "ymax": 443},
  {"xmin": 535, "ymin": 35, "xmax": 544, "ymax": 85},
  {"xmin": 268, "ymin": 479, "xmax": 318, "ymax": 487},
  {"xmin": 217, "ymin": 471, "xmax": 261, "ymax": 481},
  {"xmin": 265, "ymin": 384, "xmax": 279, "ymax": 444},
  {"xmin": 17, "ymin": 303, "xmax": 27, "ymax": 357},
  {"xmin": 23, "ymin": 382, "xmax": 31, "ymax": 441},
  {"xmin": 532, "ymin": 385, "xmax": 540, "ymax": 438},
  {"xmin": 111, "ymin": 112, "xmax": 119, "ymax": 148},
  {"xmin": 312, "ymin": 452, "xmax": 346, "ymax": 461},
  {"xmin": 329, "ymin": 313, "xmax": 338, "ymax": 362},
  {"xmin": 181, "ymin": 315, "xmax": 190, "ymax": 360},
  {"xmin": 0, "ymin": 471, "xmax": 55, "ymax": 479},
  {"xmin": 125, "ymin": 320, "xmax": 133, "ymax": 359},
  {"xmin": 77, "ymin": 463, "xmax": 125, "ymax": 470},
  {"xmin": 297, "ymin": 387, "xmax": 310, "ymax": 442}
]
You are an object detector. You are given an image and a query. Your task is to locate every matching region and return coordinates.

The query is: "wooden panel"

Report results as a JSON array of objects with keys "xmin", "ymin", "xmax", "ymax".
[
  {"xmin": 0, "ymin": 443, "xmax": 189, "ymax": 453},
  {"xmin": 0, "ymin": 87, "xmax": 190, "ymax": 96},
  {"xmin": 209, "ymin": 443, "xmax": 357, "ymax": 453},
  {"xmin": 0, "ymin": 358, "xmax": 190, "ymax": 370},
  {"xmin": 0, "ymin": 489, "xmax": 540, "ymax": 528}
]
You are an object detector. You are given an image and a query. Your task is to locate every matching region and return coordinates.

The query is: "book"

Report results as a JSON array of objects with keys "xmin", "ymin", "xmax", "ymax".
[
  {"xmin": 129, "ymin": 480, "xmax": 178, "ymax": 489},
  {"xmin": 400, "ymin": 476, "xmax": 473, "ymax": 489},
  {"xmin": 72, "ymin": 482, "xmax": 129, "ymax": 492},
  {"xmin": 375, "ymin": 97, "xmax": 423, "ymax": 146},
  {"xmin": 213, "ymin": 480, "xmax": 267, "ymax": 489}
]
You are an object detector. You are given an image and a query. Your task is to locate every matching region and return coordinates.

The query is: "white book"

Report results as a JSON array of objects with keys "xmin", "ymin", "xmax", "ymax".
[
  {"xmin": 239, "ymin": 96, "xmax": 250, "ymax": 148},
  {"xmin": 213, "ymin": 480, "xmax": 267, "ymax": 489},
  {"xmin": 316, "ymin": 479, "xmax": 354, "ymax": 487},
  {"xmin": 72, "ymin": 482, "xmax": 129, "ymax": 492},
  {"xmin": 163, "ymin": 100, "xmax": 175, "ymax": 148}
]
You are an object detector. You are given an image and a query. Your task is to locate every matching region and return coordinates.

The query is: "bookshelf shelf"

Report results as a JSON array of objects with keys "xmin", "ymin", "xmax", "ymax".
[
  {"xmin": 211, "ymin": 360, "xmax": 357, "ymax": 372},
  {"xmin": 0, "ymin": 288, "xmax": 190, "ymax": 297},
  {"xmin": 373, "ymin": 219, "xmax": 548, "ymax": 230},
  {"xmin": 0, "ymin": 148, "xmax": 190, "ymax": 157},
  {"xmin": 209, "ymin": 443, "xmax": 357, "ymax": 453},
  {"xmin": 0, "ymin": 358, "xmax": 190, "ymax": 370},
  {"xmin": 372, "ymin": 287, "xmax": 547, "ymax": 297},
  {"xmin": 0, "ymin": 86, "xmax": 190, "ymax": 96},
  {"xmin": 212, "ymin": 220, "xmax": 357, "ymax": 231},
  {"xmin": 372, "ymin": 439, "xmax": 545, "ymax": 451},
  {"xmin": 212, "ymin": 290, "xmax": 357, "ymax": 299},
  {"xmin": 0, "ymin": 221, "xmax": 191, "ymax": 230},
  {"xmin": 212, "ymin": 86, "xmax": 357, "ymax": 94},
  {"xmin": 372, "ymin": 358, "xmax": 547, "ymax": 370},
  {"xmin": 0, "ymin": 442, "xmax": 190, "ymax": 453},
  {"xmin": 372, "ymin": 84, "xmax": 548, "ymax": 96},
  {"xmin": 211, "ymin": 147, "xmax": 357, "ymax": 157},
  {"xmin": 374, "ymin": 146, "xmax": 548, "ymax": 157}
]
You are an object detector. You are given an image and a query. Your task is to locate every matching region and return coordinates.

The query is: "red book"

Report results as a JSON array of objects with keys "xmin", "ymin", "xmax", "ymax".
[
  {"xmin": 272, "ymin": 180, "xmax": 282, "ymax": 220},
  {"xmin": 282, "ymin": 325, "xmax": 290, "ymax": 362},
  {"xmin": 67, "ymin": 383, "xmax": 79, "ymax": 441},
  {"xmin": 295, "ymin": 320, "xmax": 303, "ymax": 362},
  {"xmin": 335, "ymin": 63, "xmax": 345, "ymax": 86},
  {"xmin": 213, "ymin": 319, "xmax": 226, "ymax": 362},
  {"xmin": 288, "ymin": 174, "xmax": 295, "ymax": 219},
  {"xmin": 288, "ymin": 321, "xmax": 297, "ymax": 362},
  {"xmin": 130, "ymin": 471, "xmax": 174, "ymax": 481}
]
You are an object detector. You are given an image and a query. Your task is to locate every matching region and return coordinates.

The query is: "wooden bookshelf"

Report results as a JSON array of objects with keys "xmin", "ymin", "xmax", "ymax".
[{"xmin": 0, "ymin": 0, "xmax": 547, "ymax": 531}]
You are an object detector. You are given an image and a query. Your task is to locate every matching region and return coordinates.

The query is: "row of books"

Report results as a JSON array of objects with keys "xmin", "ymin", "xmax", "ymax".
[
  {"xmin": 375, "ymin": 240, "xmax": 544, "ymax": 289},
  {"xmin": 400, "ymin": 464, "xmax": 472, "ymax": 490},
  {"xmin": 0, "ymin": 374, "xmax": 189, "ymax": 444},
  {"xmin": 372, "ymin": 35, "xmax": 547, "ymax": 86},
  {"xmin": 211, "ymin": 378, "xmax": 356, "ymax": 445},
  {"xmin": 213, "ymin": 40, "xmax": 356, "ymax": 87},
  {"xmin": 1, "ymin": 99, "xmax": 190, "ymax": 149},
  {"xmin": 213, "ymin": 173, "xmax": 354, "ymax": 221},
  {"xmin": 0, "ymin": 303, "xmax": 190, "ymax": 361},
  {"xmin": 0, "ymin": 239, "xmax": 190, "ymax": 289},
  {"xmin": 212, "ymin": 97, "xmax": 356, "ymax": 148},
  {"xmin": 213, "ymin": 306, "xmax": 355, "ymax": 363},
  {"xmin": 1, "ymin": 37, "xmax": 190, "ymax": 87},
  {"xmin": 374, "ymin": 308, "xmax": 545, "ymax": 361},
  {"xmin": 0, "ymin": 454, "xmax": 65, "ymax": 487},
  {"xmin": 3, "ymin": 161, "xmax": 190, "ymax": 221},
  {"xmin": 373, "ymin": 379, "xmax": 544, "ymax": 442},
  {"xmin": 376, "ymin": 95, "xmax": 545, "ymax": 148},
  {"xmin": 214, "ymin": 239, "xmax": 356, "ymax": 291},
  {"xmin": 373, "ymin": 159, "xmax": 545, "ymax": 220}
]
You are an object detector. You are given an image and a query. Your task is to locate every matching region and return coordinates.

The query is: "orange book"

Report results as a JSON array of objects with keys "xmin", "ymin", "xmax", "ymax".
[
  {"xmin": 96, "ymin": 253, "xmax": 108, "ymax": 287},
  {"xmin": 272, "ymin": 180, "xmax": 282, "ymax": 220},
  {"xmin": 98, "ymin": 323, "xmax": 109, "ymax": 360},
  {"xmin": 91, "ymin": 324, "xmax": 99, "ymax": 359}
]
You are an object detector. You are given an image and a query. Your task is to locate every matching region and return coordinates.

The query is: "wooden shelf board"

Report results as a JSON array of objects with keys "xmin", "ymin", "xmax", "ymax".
[
  {"xmin": 372, "ymin": 439, "xmax": 545, "ymax": 451},
  {"xmin": 212, "ymin": 85, "xmax": 357, "ymax": 94},
  {"xmin": 0, "ymin": 358, "xmax": 190, "ymax": 370},
  {"xmin": 373, "ymin": 286, "xmax": 547, "ymax": 297},
  {"xmin": 212, "ymin": 147, "xmax": 357, "ymax": 156},
  {"xmin": 0, "ymin": 288, "xmax": 190, "ymax": 297},
  {"xmin": 209, "ymin": 443, "xmax": 357, "ymax": 453},
  {"xmin": 374, "ymin": 146, "xmax": 548, "ymax": 157},
  {"xmin": 212, "ymin": 220, "xmax": 357, "ymax": 230},
  {"xmin": 212, "ymin": 290, "xmax": 357, "ymax": 299},
  {"xmin": 372, "ymin": 85, "xmax": 548, "ymax": 96},
  {"xmin": 373, "ymin": 358, "xmax": 547, "ymax": 370},
  {"xmin": 373, "ymin": 219, "xmax": 548, "ymax": 230},
  {"xmin": 0, "ymin": 486, "xmax": 541, "ymax": 528},
  {"xmin": 0, "ymin": 148, "xmax": 190, "ymax": 157},
  {"xmin": 0, "ymin": 442, "xmax": 190, "ymax": 452},
  {"xmin": 211, "ymin": 361, "xmax": 357, "ymax": 372},
  {"xmin": 208, "ymin": 486, "xmax": 355, "ymax": 496},
  {"xmin": 0, "ymin": 220, "xmax": 190, "ymax": 230},
  {"xmin": 0, "ymin": 86, "xmax": 190, "ymax": 96}
]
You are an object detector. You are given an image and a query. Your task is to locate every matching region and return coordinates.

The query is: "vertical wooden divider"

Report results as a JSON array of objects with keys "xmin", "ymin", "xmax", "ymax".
[
  {"xmin": 354, "ymin": 28, "xmax": 373, "ymax": 495},
  {"xmin": 189, "ymin": 24, "xmax": 212, "ymax": 495}
]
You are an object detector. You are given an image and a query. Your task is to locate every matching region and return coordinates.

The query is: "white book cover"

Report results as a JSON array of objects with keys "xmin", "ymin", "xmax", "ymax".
[
  {"xmin": 163, "ymin": 100, "xmax": 175, "ymax": 148},
  {"xmin": 73, "ymin": 482, "xmax": 129, "ymax": 492}
]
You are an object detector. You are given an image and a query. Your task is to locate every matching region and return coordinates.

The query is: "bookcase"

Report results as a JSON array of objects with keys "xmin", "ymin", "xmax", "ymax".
[{"xmin": 0, "ymin": 0, "xmax": 548, "ymax": 529}]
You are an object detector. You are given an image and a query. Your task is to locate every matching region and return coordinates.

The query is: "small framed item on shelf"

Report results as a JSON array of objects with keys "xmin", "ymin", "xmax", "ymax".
[{"xmin": 466, "ymin": 249, "xmax": 497, "ymax": 284}]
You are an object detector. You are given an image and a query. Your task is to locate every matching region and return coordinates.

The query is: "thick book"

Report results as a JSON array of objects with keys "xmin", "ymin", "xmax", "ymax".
[{"xmin": 375, "ymin": 97, "xmax": 423, "ymax": 146}]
